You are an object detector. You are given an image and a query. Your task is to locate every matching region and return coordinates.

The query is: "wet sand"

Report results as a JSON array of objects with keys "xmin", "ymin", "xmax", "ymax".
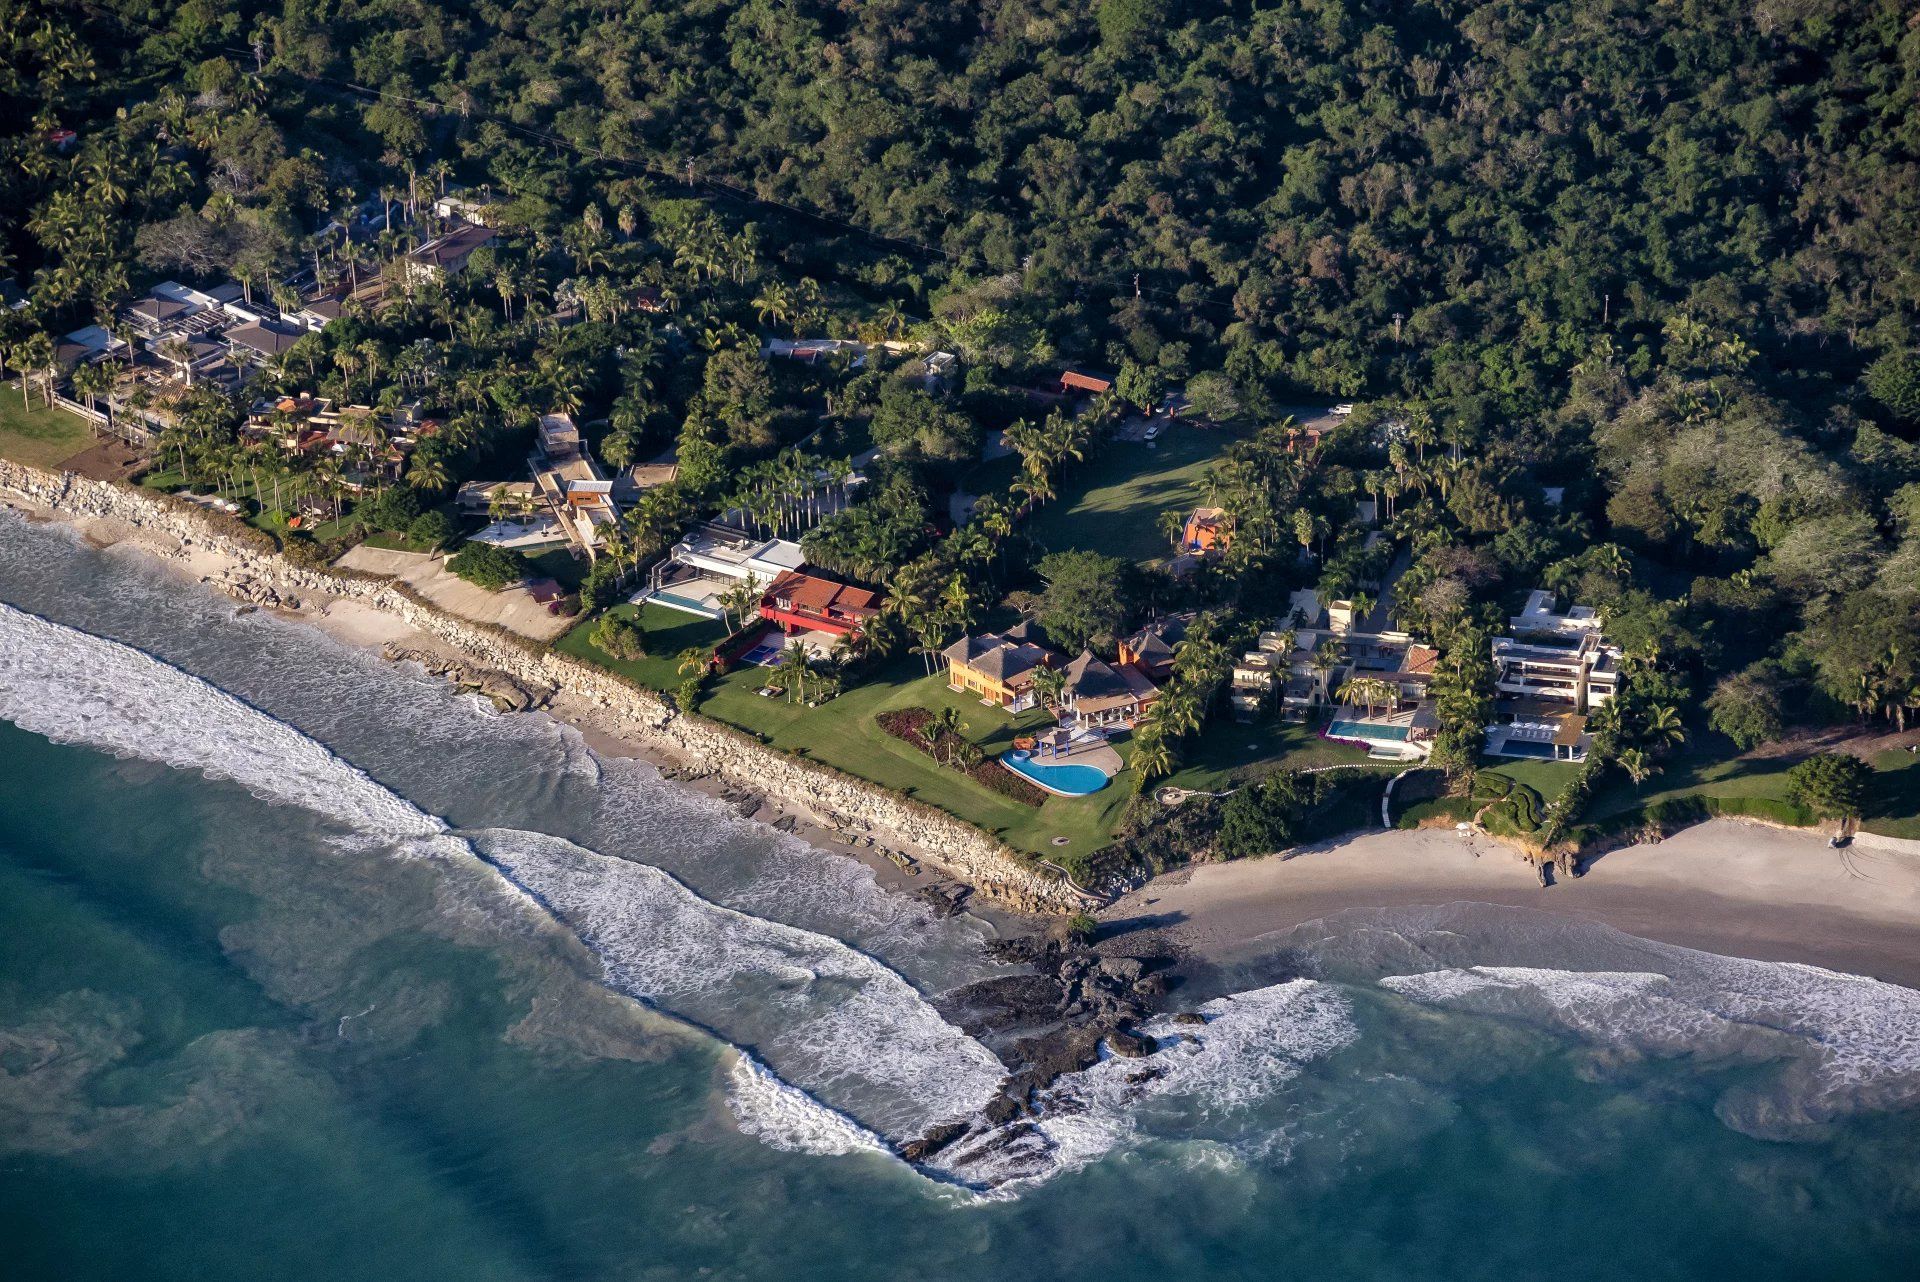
[{"xmin": 1106, "ymin": 822, "xmax": 1920, "ymax": 988}]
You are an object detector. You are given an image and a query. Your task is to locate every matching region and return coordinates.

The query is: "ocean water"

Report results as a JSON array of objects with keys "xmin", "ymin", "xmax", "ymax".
[{"xmin": 3, "ymin": 510, "xmax": 1920, "ymax": 1280}]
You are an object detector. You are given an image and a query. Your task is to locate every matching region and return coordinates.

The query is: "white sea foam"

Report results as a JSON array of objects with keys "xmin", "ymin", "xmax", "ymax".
[
  {"xmin": 472, "ymin": 828, "xmax": 1009, "ymax": 1140},
  {"xmin": 724, "ymin": 1053, "xmax": 892, "ymax": 1157},
  {"xmin": 936, "ymin": 980, "xmax": 1358, "ymax": 1190},
  {"xmin": 0, "ymin": 603, "xmax": 1004, "ymax": 1157},
  {"xmin": 0, "ymin": 602, "xmax": 446, "ymax": 842},
  {"xmin": 1380, "ymin": 957, "xmax": 1920, "ymax": 1132}
]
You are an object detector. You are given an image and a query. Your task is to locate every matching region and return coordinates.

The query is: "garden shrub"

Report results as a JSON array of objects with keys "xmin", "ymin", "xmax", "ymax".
[
  {"xmin": 447, "ymin": 542, "xmax": 530, "ymax": 591},
  {"xmin": 589, "ymin": 613, "xmax": 648, "ymax": 661}
]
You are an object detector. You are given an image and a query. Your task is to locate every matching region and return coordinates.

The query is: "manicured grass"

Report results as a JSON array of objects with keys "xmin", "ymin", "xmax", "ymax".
[
  {"xmin": 694, "ymin": 655, "xmax": 1136, "ymax": 857},
  {"xmin": 967, "ymin": 421, "xmax": 1238, "ymax": 564},
  {"xmin": 525, "ymin": 546, "xmax": 588, "ymax": 590},
  {"xmin": 1484, "ymin": 759, "xmax": 1582, "ymax": 804},
  {"xmin": 1162, "ymin": 716, "xmax": 1377, "ymax": 794},
  {"xmin": 553, "ymin": 603, "xmax": 730, "ymax": 692},
  {"xmin": 138, "ymin": 467, "xmax": 188, "ymax": 492},
  {"xmin": 1864, "ymin": 749, "xmax": 1920, "ymax": 839},
  {"xmin": 0, "ymin": 394, "xmax": 93, "ymax": 468},
  {"xmin": 1587, "ymin": 735, "xmax": 1920, "ymax": 839},
  {"xmin": 560, "ymin": 626, "xmax": 1141, "ymax": 857}
]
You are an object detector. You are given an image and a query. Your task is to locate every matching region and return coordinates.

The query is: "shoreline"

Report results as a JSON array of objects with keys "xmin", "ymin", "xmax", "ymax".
[
  {"xmin": 8, "ymin": 463, "xmax": 1919, "ymax": 991},
  {"xmin": 0, "ymin": 462, "xmax": 1079, "ymax": 917},
  {"xmin": 1102, "ymin": 821, "xmax": 1920, "ymax": 990}
]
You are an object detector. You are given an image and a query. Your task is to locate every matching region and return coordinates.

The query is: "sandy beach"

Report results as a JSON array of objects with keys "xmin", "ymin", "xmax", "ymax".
[
  {"xmin": 12, "ymin": 486, "xmax": 1920, "ymax": 980},
  {"xmin": 7, "ymin": 494, "xmax": 978, "ymax": 915},
  {"xmin": 1106, "ymin": 821, "xmax": 1920, "ymax": 988}
]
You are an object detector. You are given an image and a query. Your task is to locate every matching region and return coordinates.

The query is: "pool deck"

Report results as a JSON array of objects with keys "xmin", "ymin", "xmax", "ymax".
[{"xmin": 1000, "ymin": 735, "xmax": 1125, "ymax": 795}]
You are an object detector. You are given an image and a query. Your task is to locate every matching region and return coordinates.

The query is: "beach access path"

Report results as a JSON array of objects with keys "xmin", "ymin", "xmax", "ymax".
[{"xmin": 1106, "ymin": 820, "xmax": 1920, "ymax": 989}]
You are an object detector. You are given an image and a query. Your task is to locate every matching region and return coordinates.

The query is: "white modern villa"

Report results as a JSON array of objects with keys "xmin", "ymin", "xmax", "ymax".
[
  {"xmin": 1484, "ymin": 589, "xmax": 1624, "ymax": 762},
  {"xmin": 1231, "ymin": 589, "xmax": 1439, "ymax": 760},
  {"xmin": 632, "ymin": 523, "xmax": 805, "ymax": 620},
  {"xmin": 526, "ymin": 413, "xmax": 620, "ymax": 560}
]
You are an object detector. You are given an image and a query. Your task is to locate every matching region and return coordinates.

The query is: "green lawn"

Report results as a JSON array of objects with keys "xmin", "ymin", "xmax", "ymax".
[
  {"xmin": 554, "ymin": 603, "xmax": 731, "ymax": 692},
  {"xmin": 0, "ymin": 394, "xmax": 93, "ymax": 468},
  {"xmin": 1162, "ymin": 715, "xmax": 1378, "ymax": 794},
  {"xmin": 968, "ymin": 421, "xmax": 1238, "ymax": 564},
  {"xmin": 564, "ymin": 620, "xmax": 1138, "ymax": 858},
  {"xmin": 1484, "ymin": 759, "xmax": 1582, "ymax": 804},
  {"xmin": 525, "ymin": 545, "xmax": 588, "ymax": 590},
  {"xmin": 1586, "ymin": 734, "xmax": 1920, "ymax": 840},
  {"xmin": 698, "ymin": 656, "xmax": 1137, "ymax": 858}
]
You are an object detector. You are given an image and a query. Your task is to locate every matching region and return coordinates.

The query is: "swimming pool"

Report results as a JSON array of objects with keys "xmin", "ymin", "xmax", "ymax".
[
  {"xmin": 1000, "ymin": 749, "xmax": 1111, "ymax": 796},
  {"xmin": 1326, "ymin": 720, "xmax": 1411, "ymax": 742}
]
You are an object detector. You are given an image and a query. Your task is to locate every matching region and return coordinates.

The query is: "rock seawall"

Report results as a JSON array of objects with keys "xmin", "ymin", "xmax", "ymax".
[{"xmin": 0, "ymin": 460, "xmax": 1089, "ymax": 913}]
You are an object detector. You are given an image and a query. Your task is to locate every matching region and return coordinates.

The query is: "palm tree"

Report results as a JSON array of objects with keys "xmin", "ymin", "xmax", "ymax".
[
  {"xmin": 719, "ymin": 572, "xmax": 765, "ymax": 634},
  {"xmin": 776, "ymin": 641, "xmax": 813, "ymax": 704},
  {"xmin": 69, "ymin": 360, "xmax": 112, "ymax": 433},
  {"xmin": 677, "ymin": 646, "xmax": 711, "ymax": 681},
  {"xmin": 1336, "ymin": 677, "xmax": 1395, "ymax": 718},
  {"xmin": 1309, "ymin": 640, "xmax": 1342, "ymax": 704},
  {"xmin": 924, "ymin": 705, "xmax": 963, "ymax": 759},
  {"xmin": 1034, "ymin": 665, "xmax": 1069, "ymax": 714},
  {"xmin": 406, "ymin": 452, "xmax": 449, "ymax": 493},
  {"xmin": 829, "ymin": 629, "xmax": 866, "ymax": 670},
  {"xmin": 1132, "ymin": 723, "xmax": 1176, "ymax": 781},
  {"xmin": 1641, "ymin": 704, "xmax": 1686, "ymax": 752},
  {"xmin": 1618, "ymin": 748, "xmax": 1656, "ymax": 787}
]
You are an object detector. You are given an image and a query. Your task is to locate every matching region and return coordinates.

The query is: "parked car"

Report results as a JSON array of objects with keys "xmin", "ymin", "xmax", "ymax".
[
  {"xmin": 1331, "ymin": 403, "xmax": 1355, "ymax": 416},
  {"xmin": 1144, "ymin": 422, "xmax": 1163, "ymax": 441}
]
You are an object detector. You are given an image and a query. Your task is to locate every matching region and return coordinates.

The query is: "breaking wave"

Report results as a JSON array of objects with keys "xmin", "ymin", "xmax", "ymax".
[
  {"xmin": 934, "ymin": 980, "xmax": 1359, "ymax": 1191},
  {"xmin": 0, "ymin": 601, "xmax": 446, "ymax": 844},
  {"xmin": 1380, "ymin": 955, "xmax": 1920, "ymax": 1135},
  {"xmin": 471, "ymin": 826, "xmax": 1009, "ymax": 1140},
  {"xmin": 724, "ymin": 1054, "xmax": 892, "ymax": 1157},
  {"xmin": 0, "ymin": 603, "xmax": 999, "ymax": 1154}
]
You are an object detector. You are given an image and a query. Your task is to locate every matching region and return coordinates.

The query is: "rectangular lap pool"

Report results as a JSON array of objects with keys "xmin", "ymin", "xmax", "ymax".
[{"xmin": 1326, "ymin": 720, "xmax": 1411, "ymax": 742}]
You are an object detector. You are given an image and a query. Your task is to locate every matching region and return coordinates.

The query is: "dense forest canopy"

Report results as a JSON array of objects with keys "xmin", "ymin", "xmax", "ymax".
[
  {"xmin": 2, "ymin": 0, "xmax": 1918, "ymax": 863},
  {"xmin": 8, "ymin": 0, "xmax": 1919, "ymax": 401}
]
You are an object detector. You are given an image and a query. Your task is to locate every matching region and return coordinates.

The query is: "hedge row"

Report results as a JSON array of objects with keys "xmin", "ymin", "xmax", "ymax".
[
  {"xmin": 876, "ymin": 708, "xmax": 1048, "ymax": 807},
  {"xmin": 1563, "ymin": 792, "xmax": 1817, "ymax": 849}
]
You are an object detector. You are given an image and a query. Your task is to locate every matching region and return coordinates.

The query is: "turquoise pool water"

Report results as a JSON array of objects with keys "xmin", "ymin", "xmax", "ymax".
[
  {"xmin": 1326, "ymin": 720, "xmax": 1410, "ymax": 741},
  {"xmin": 1001, "ymin": 750, "xmax": 1110, "ymax": 795}
]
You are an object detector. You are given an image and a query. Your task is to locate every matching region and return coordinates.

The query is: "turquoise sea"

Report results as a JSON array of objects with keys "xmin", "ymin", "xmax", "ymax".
[{"xmin": 3, "ymin": 509, "xmax": 1919, "ymax": 1281}]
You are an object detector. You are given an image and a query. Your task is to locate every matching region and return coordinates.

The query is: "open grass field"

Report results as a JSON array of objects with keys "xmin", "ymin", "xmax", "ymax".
[
  {"xmin": 967, "ymin": 420, "xmax": 1237, "ymax": 564},
  {"xmin": 553, "ymin": 603, "xmax": 730, "ymax": 693},
  {"xmin": 1161, "ymin": 716, "xmax": 1378, "ymax": 794},
  {"xmin": 1484, "ymin": 758, "xmax": 1582, "ymax": 802},
  {"xmin": 699, "ymin": 656, "xmax": 1137, "ymax": 859},
  {"xmin": 1586, "ymin": 732, "xmax": 1920, "ymax": 840},
  {"xmin": 0, "ymin": 394, "xmax": 93, "ymax": 469},
  {"xmin": 563, "ymin": 620, "xmax": 1137, "ymax": 859}
]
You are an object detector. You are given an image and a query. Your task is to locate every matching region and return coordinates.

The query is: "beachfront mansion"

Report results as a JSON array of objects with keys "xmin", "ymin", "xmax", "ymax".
[{"xmin": 1483, "ymin": 589, "xmax": 1624, "ymax": 763}]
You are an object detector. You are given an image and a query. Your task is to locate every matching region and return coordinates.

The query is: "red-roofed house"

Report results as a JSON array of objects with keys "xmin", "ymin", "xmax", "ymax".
[
  {"xmin": 758, "ymin": 571, "xmax": 880, "ymax": 639},
  {"xmin": 1058, "ymin": 369, "xmax": 1114, "ymax": 395}
]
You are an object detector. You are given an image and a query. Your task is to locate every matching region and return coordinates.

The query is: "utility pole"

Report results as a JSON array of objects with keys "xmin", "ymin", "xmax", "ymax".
[
  {"xmin": 686, "ymin": 160, "xmax": 695, "ymax": 189},
  {"xmin": 1133, "ymin": 272, "xmax": 1140, "ymax": 298},
  {"xmin": 1602, "ymin": 292, "xmax": 1610, "ymax": 325},
  {"xmin": 1392, "ymin": 311, "xmax": 1404, "ymax": 342}
]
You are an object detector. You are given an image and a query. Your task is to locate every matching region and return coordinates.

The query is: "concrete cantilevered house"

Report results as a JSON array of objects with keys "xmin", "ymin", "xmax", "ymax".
[
  {"xmin": 528, "ymin": 412, "xmax": 619, "ymax": 560},
  {"xmin": 1483, "ymin": 589, "xmax": 1625, "ymax": 763},
  {"xmin": 635, "ymin": 523, "xmax": 806, "ymax": 620}
]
